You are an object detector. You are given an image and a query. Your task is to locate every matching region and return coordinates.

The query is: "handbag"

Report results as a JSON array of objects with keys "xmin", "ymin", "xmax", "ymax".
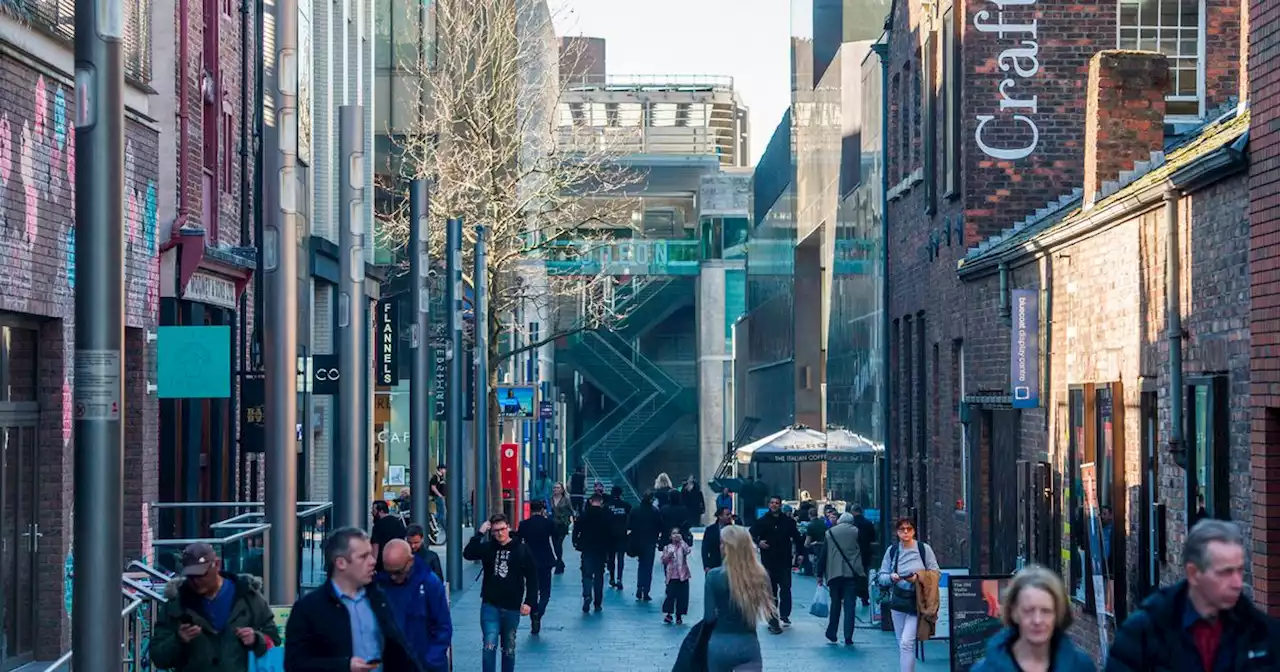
[
  {"xmin": 671, "ymin": 618, "xmax": 715, "ymax": 672},
  {"xmin": 882, "ymin": 544, "xmax": 918, "ymax": 615}
]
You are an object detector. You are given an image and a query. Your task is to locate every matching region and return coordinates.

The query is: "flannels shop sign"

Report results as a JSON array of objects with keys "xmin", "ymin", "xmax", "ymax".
[{"xmin": 974, "ymin": 0, "xmax": 1041, "ymax": 160}]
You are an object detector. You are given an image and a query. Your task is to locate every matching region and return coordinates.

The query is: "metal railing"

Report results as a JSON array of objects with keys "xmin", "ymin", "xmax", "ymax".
[
  {"xmin": 150, "ymin": 500, "xmax": 333, "ymax": 592},
  {"xmin": 41, "ymin": 560, "xmax": 172, "ymax": 672},
  {"xmin": 564, "ymin": 73, "xmax": 736, "ymax": 91},
  {"xmin": 2, "ymin": 0, "xmax": 152, "ymax": 84}
]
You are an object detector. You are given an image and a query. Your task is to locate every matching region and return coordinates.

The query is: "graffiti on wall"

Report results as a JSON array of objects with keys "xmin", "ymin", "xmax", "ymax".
[{"xmin": 0, "ymin": 64, "xmax": 159, "ymax": 324}]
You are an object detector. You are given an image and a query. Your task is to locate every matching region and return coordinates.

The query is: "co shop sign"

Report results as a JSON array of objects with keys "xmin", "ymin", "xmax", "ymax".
[{"xmin": 312, "ymin": 354, "xmax": 341, "ymax": 395}]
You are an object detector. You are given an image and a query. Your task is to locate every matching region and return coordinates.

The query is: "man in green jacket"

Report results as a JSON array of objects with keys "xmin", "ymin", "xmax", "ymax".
[{"xmin": 151, "ymin": 543, "xmax": 280, "ymax": 671}]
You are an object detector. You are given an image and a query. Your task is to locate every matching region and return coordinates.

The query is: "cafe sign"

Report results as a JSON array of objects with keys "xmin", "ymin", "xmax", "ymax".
[{"xmin": 183, "ymin": 272, "xmax": 239, "ymax": 310}]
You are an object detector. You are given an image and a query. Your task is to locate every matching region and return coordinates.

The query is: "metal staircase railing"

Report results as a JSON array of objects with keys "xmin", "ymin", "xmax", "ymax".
[
  {"xmin": 585, "ymin": 329, "xmax": 683, "ymax": 396},
  {"xmin": 561, "ymin": 332, "xmax": 647, "ymax": 402}
]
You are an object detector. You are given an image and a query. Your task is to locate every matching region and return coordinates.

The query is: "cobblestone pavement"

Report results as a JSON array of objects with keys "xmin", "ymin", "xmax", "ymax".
[{"xmin": 444, "ymin": 530, "xmax": 952, "ymax": 671}]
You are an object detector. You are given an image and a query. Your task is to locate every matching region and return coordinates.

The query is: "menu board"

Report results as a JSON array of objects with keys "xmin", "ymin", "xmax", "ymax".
[
  {"xmin": 948, "ymin": 575, "xmax": 1012, "ymax": 672},
  {"xmin": 935, "ymin": 568, "xmax": 969, "ymax": 639}
]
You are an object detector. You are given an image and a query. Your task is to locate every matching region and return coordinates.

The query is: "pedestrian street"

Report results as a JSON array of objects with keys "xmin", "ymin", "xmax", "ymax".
[{"xmin": 445, "ymin": 529, "xmax": 953, "ymax": 671}]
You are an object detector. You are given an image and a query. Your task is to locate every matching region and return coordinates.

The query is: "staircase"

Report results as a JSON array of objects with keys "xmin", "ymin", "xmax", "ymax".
[
  {"xmin": 615, "ymin": 277, "xmax": 695, "ymax": 340},
  {"xmin": 562, "ymin": 297, "xmax": 697, "ymax": 501}
]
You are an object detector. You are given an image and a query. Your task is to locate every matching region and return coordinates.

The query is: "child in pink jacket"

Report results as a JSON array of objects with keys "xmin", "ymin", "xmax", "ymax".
[{"xmin": 661, "ymin": 527, "xmax": 693, "ymax": 623}]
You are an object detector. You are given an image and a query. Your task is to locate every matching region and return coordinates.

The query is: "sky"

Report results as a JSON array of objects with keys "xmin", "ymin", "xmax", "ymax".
[{"xmin": 547, "ymin": 0, "xmax": 793, "ymax": 166}]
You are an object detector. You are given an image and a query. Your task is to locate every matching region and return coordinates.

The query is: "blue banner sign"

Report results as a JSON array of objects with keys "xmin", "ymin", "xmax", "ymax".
[{"xmin": 1010, "ymin": 288, "xmax": 1039, "ymax": 408}]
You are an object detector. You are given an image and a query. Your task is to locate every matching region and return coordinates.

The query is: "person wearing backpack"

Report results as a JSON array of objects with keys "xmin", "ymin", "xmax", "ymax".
[{"xmin": 876, "ymin": 517, "xmax": 939, "ymax": 672}]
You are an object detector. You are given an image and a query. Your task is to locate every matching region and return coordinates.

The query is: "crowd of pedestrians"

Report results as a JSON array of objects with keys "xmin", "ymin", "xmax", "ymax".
[{"xmin": 145, "ymin": 468, "xmax": 1280, "ymax": 672}]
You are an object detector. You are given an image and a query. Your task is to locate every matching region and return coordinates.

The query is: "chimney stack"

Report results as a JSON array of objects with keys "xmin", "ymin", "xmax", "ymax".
[{"xmin": 1083, "ymin": 51, "xmax": 1171, "ymax": 209}]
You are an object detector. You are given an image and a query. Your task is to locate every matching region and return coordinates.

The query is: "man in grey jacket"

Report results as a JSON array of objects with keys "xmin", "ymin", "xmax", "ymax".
[{"xmin": 817, "ymin": 513, "xmax": 865, "ymax": 645}]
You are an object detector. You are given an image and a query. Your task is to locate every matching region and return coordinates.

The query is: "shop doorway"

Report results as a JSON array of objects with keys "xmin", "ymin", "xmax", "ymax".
[{"xmin": 0, "ymin": 414, "xmax": 39, "ymax": 671}]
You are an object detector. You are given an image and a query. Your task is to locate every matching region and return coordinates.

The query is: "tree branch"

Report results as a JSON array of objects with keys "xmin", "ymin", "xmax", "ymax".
[{"xmin": 494, "ymin": 325, "xmax": 589, "ymax": 363}]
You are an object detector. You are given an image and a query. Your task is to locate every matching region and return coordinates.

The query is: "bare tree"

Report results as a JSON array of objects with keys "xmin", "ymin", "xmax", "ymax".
[{"xmin": 377, "ymin": 0, "xmax": 643, "ymax": 510}]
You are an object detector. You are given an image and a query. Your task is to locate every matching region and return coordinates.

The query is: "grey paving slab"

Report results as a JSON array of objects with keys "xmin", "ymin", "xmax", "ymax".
[{"xmin": 443, "ymin": 531, "xmax": 953, "ymax": 671}]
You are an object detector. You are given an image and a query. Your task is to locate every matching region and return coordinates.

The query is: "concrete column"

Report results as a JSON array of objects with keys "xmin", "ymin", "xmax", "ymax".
[{"xmin": 697, "ymin": 264, "xmax": 730, "ymax": 525}]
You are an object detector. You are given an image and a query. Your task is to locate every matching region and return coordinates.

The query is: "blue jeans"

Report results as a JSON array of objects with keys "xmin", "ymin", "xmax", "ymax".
[
  {"xmin": 481, "ymin": 603, "xmax": 520, "ymax": 672},
  {"xmin": 434, "ymin": 496, "xmax": 447, "ymax": 525}
]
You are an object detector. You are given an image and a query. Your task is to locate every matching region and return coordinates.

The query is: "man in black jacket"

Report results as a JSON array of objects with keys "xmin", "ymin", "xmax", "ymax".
[
  {"xmin": 463, "ymin": 514, "xmax": 538, "ymax": 672},
  {"xmin": 405, "ymin": 523, "xmax": 445, "ymax": 584},
  {"xmin": 605, "ymin": 485, "xmax": 632, "ymax": 590},
  {"xmin": 1105, "ymin": 519, "xmax": 1280, "ymax": 672},
  {"xmin": 701, "ymin": 506, "xmax": 734, "ymax": 571},
  {"xmin": 516, "ymin": 501, "xmax": 558, "ymax": 634},
  {"xmin": 285, "ymin": 527, "xmax": 422, "ymax": 672},
  {"xmin": 573, "ymin": 492, "xmax": 612, "ymax": 613},
  {"xmin": 848, "ymin": 505, "xmax": 877, "ymax": 605},
  {"xmin": 628, "ymin": 491, "xmax": 664, "ymax": 602},
  {"xmin": 750, "ymin": 495, "xmax": 801, "ymax": 634}
]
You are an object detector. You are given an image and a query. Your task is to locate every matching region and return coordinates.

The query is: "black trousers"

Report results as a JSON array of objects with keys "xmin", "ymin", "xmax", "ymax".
[
  {"xmin": 581, "ymin": 550, "xmax": 606, "ymax": 606},
  {"xmin": 768, "ymin": 565, "xmax": 793, "ymax": 620},
  {"xmin": 663, "ymin": 579, "xmax": 690, "ymax": 616},
  {"xmin": 608, "ymin": 545, "xmax": 626, "ymax": 583}
]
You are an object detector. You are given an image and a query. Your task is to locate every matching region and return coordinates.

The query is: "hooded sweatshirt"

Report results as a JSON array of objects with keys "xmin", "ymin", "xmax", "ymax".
[{"xmin": 462, "ymin": 533, "xmax": 538, "ymax": 611}]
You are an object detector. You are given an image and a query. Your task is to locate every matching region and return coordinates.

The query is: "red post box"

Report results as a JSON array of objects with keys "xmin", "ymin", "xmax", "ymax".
[{"xmin": 500, "ymin": 443, "xmax": 519, "ymax": 499}]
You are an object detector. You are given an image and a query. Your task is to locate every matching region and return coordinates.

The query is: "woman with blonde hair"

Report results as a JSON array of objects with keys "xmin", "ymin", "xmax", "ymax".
[
  {"xmin": 549, "ymin": 482, "xmax": 574, "ymax": 573},
  {"xmin": 703, "ymin": 525, "xmax": 777, "ymax": 671},
  {"xmin": 973, "ymin": 565, "xmax": 1095, "ymax": 672},
  {"xmin": 654, "ymin": 472, "xmax": 674, "ymax": 507}
]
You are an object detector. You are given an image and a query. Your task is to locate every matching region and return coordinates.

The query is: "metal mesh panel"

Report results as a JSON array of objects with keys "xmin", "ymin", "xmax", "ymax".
[{"xmin": 8, "ymin": 0, "xmax": 152, "ymax": 84}]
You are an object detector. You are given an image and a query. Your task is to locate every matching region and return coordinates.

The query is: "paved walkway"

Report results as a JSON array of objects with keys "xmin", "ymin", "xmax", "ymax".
[{"xmin": 444, "ymin": 530, "xmax": 952, "ymax": 671}]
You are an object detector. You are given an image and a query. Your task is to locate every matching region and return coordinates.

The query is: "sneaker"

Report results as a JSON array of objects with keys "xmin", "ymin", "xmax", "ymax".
[
  {"xmin": 844, "ymin": 639, "xmax": 854, "ymax": 646},
  {"xmin": 642, "ymin": 593, "xmax": 653, "ymax": 602},
  {"xmin": 664, "ymin": 614, "xmax": 674, "ymax": 624},
  {"xmin": 768, "ymin": 621, "xmax": 783, "ymax": 635},
  {"xmin": 825, "ymin": 631, "xmax": 838, "ymax": 644},
  {"xmin": 781, "ymin": 617, "xmax": 792, "ymax": 626},
  {"xmin": 582, "ymin": 600, "xmax": 591, "ymax": 614},
  {"xmin": 530, "ymin": 615, "xmax": 542, "ymax": 635},
  {"xmin": 593, "ymin": 603, "xmax": 603, "ymax": 613},
  {"xmin": 676, "ymin": 616, "xmax": 684, "ymax": 625}
]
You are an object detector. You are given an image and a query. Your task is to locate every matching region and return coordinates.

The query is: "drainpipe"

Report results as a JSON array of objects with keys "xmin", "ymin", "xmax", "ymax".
[
  {"xmin": 1165, "ymin": 187, "xmax": 1186, "ymax": 471},
  {"xmin": 998, "ymin": 262, "xmax": 1011, "ymax": 322},
  {"xmin": 176, "ymin": 0, "xmax": 192, "ymax": 229},
  {"xmin": 251, "ymin": 0, "xmax": 266, "ymax": 367},
  {"xmin": 235, "ymin": 0, "xmax": 254, "ymax": 499},
  {"xmin": 871, "ymin": 40, "xmax": 892, "ymax": 551}
]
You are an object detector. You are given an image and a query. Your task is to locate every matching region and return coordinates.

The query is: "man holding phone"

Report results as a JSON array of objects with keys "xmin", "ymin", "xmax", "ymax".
[
  {"xmin": 150, "ymin": 543, "xmax": 280, "ymax": 671},
  {"xmin": 286, "ymin": 527, "xmax": 423, "ymax": 672}
]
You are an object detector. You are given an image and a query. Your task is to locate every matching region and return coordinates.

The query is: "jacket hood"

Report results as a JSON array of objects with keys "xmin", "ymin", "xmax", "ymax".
[{"xmin": 164, "ymin": 571, "xmax": 263, "ymax": 601}]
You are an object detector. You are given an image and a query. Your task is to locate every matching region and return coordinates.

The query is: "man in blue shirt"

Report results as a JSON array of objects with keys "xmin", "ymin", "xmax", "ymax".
[
  {"xmin": 377, "ymin": 539, "xmax": 452, "ymax": 672},
  {"xmin": 286, "ymin": 527, "xmax": 423, "ymax": 672}
]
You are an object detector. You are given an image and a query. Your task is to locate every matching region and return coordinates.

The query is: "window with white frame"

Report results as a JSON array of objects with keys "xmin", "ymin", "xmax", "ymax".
[{"xmin": 1117, "ymin": 0, "xmax": 1203, "ymax": 118}]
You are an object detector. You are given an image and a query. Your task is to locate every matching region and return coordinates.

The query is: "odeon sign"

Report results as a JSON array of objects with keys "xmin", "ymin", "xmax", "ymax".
[{"xmin": 973, "ymin": 0, "xmax": 1041, "ymax": 161}]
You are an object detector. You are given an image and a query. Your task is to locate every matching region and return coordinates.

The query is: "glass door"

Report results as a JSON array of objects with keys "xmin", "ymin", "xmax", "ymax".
[{"xmin": 1, "ymin": 421, "xmax": 38, "ymax": 671}]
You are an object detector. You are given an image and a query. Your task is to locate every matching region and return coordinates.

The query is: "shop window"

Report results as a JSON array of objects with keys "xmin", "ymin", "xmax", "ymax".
[
  {"xmin": 1186, "ymin": 376, "xmax": 1229, "ymax": 522},
  {"xmin": 1068, "ymin": 382, "xmax": 1127, "ymax": 619},
  {"xmin": 700, "ymin": 217, "xmax": 724, "ymax": 260}
]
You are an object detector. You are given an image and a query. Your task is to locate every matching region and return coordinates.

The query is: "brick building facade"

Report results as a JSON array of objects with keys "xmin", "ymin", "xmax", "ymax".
[
  {"xmin": 154, "ymin": 0, "xmax": 259, "ymax": 535},
  {"xmin": 878, "ymin": 0, "xmax": 1255, "ymax": 659},
  {"xmin": 0, "ymin": 36, "xmax": 160, "ymax": 661},
  {"xmin": 1248, "ymin": 0, "xmax": 1280, "ymax": 617},
  {"xmin": 958, "ymin": 51, "xmax": 1251, "ymax": 656}
]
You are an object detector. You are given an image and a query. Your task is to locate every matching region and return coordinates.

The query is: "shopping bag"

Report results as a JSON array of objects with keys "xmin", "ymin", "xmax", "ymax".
[{"xmin": 809, "ymin": 584, "xmax": 831, "ymax": 618}]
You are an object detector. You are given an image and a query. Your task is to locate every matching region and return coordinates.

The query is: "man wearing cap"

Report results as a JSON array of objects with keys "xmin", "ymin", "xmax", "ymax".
[{"xmin": 151, "ymin": 542, "xmax": 279, "ymax": 672}]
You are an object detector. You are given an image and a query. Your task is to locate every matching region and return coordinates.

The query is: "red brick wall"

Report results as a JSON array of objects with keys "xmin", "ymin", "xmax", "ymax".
[
  {"xmin": 1248, "ymin": 0, "xmax": 1280, "ymax": 618},
  {"xmin": 883, "ymin": 0, "xmax": 1247, "ymax": 578},
  {"xmin": 0, "ymin": 54, "xmax": 160, "ymax": 658},
  {"xmin": 176, "ymin": 0, "xmax": 252, "ymax": 246}
]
